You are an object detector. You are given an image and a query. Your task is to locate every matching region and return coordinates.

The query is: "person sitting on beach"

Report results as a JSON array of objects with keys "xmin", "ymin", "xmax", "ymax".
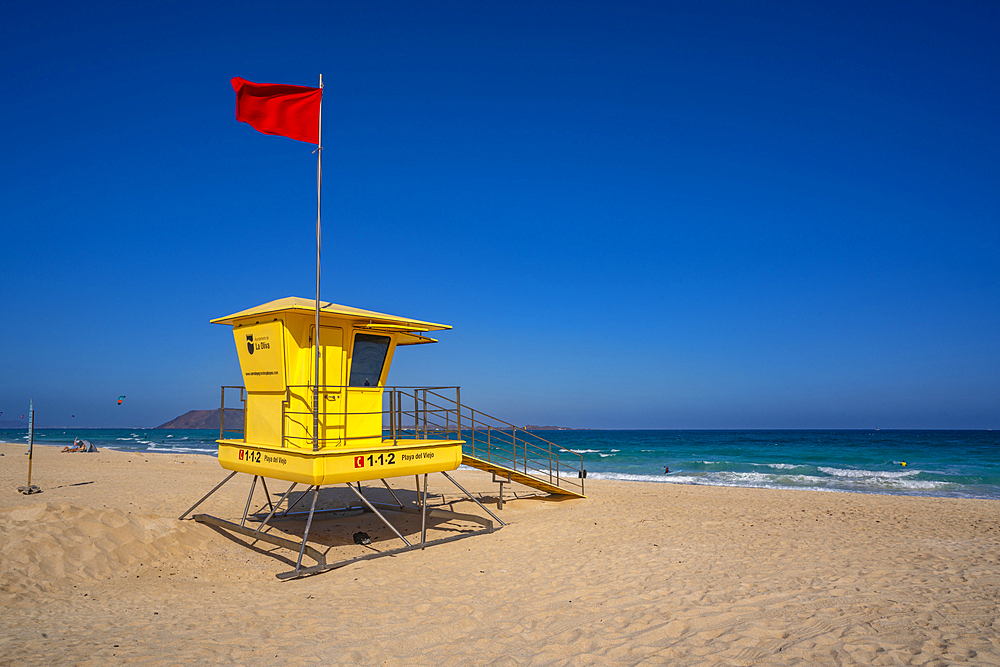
[
  {"xmin": 62, "ymin": 438, "xmax": 96, "ymax": 453},
  {"xmin": 62, "ymin": 437, "xmax": 85, "ymax": 452}
]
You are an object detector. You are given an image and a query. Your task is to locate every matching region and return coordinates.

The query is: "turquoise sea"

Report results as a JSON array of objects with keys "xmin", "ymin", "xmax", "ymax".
[{"xmin": 3, "ymin": 428, "xmax": 998, "ymax": 500}]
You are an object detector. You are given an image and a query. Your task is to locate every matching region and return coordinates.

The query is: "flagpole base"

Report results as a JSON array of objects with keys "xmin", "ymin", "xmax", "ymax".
[{"xmin": 17, "ymin": 485, "xmax": 41, "ymax": 495}]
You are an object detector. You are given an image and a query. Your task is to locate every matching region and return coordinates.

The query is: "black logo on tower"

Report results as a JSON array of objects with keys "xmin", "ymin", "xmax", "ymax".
[{"xmin": 246, "ymin": 334, "xmax": 254, "ymax": 355}]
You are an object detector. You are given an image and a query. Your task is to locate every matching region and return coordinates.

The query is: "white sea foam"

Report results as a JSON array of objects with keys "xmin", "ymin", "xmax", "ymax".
[
  {"xmin": 585, "ymin": 468, "xmax": 953, "ymax": 497},
  {"xmin": 887, "ymin": 479, "xmax": 944, "ymax": 490},
  {"xmin": 598, "ymin": 453, "xmax": 615, "ymax": 457},
  {"xmin": 569, "ymin": 449, "xmax": 602, "ymax": 454},
  {"xmin": 610, "ymin": 449, "xmax": 620, "ymax": 452},
  {"xmin": 717, "ymin": 471, "xmax": 772, "ymax": 484},
  {"xmin": 767, "ymin": 463, "xmax": 798, "ymax": 470},
  {"xmin": 819, "ymin": 467, "xmax": 918, "ymax": 479},
  {"xmin": 587, "ymin": 472, "xmax": 698, "ymax": 484},
  {"xmin": 156, "ymin": 446, "xmax": 214, "ymax": 454}
]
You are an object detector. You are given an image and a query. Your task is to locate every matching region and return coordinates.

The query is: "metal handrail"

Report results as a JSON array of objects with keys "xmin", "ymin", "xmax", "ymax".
[
  {"xmin": 219, "ymin": 386, "xmax": 246, "ymax": 442},
  {"xmin": 380, "ymin": 387, "xmax": 584, "ymax": 494},
  {"xmin": 219, "ymin": 384, "xmax": 585, "ymax": 495}
]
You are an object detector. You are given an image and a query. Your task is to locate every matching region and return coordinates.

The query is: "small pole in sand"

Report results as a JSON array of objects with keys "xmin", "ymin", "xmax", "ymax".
[{"xmin": 18, "ymin": 400, "xmax": 41, "ymax": 495}]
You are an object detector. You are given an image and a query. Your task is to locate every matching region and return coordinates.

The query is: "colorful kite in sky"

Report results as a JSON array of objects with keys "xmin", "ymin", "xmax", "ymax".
[{"xmin": 117, "ymin": 395, "xmax": 126, "ymax": 405}]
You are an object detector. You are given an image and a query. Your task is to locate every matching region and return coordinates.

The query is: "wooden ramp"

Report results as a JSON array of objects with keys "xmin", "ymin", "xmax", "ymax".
[{"xmin": 462, "ymin": 454, "xmax": 586, "ymax": 498}]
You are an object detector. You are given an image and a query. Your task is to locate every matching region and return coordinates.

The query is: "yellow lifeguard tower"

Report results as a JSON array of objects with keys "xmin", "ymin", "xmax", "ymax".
[
  {"xmin": 180, "ymin": 296, "xmax": 585, "ymax": 579},
  {"xmin": 211, "ymin": 296, "xmax": 465, "ymax": 484}
]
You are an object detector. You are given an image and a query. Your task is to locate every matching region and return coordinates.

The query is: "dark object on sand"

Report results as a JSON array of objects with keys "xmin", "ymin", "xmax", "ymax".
[{"xmin": 353, "ymin": 531, "xmax": 372, "ymax": 545}]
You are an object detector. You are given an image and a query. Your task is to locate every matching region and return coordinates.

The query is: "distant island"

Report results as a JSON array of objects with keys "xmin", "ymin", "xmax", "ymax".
[
  {"xmin": 157, "ymin": 409, "xmax": 245, "ymax": 430},
  {"xmin": 524, "ymin": 425, "xmax": 574, "ymax": 431}
]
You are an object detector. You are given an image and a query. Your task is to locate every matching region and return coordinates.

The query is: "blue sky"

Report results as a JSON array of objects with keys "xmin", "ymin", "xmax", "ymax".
[{"xmin": 1, "ymin": 1, "xmax": 997, "ymax": 429}]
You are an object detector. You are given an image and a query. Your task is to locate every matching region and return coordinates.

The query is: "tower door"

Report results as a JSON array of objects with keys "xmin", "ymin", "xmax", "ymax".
[
  {"xmin": 286, "ymin": 325, "xmax": 345, "ymax": 448},
  {"xmin": 312, "ymin": 326, "xmax": 345, "ymax": 445},
  {"xmin": 344, "ymin": 333, "xmax": 393, "ymax": 446}
]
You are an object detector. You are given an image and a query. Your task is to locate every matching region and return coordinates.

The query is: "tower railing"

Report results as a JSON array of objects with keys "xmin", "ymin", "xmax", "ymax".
[
  {"xmin": 219, "ymin": 385, "xmax": 246, "ymax": 441},
  {"xmin": 218, "ymin": 385, "xmax": 585, "ymax": 496}
]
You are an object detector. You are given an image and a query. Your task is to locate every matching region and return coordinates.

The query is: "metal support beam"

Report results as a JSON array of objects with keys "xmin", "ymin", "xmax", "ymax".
[
  {"xmin": 254, "ymin": 506, "xmax": 363, "ymax": 521},
  {"xmin": 260, "ymin": 477, "xmax": 274, "ymax": 513},
  {"xmin": 295, "ymin": 486, "xmax": 320, "ymax": 573},
  {"xmin": 178, "ymin": 471, "xmax": 238, "ymax": 520},
  {"xmin": 283, "ymin": 487, "xmax": 313, "ymax": 516},
  {"xmin": 253, "ymin": 482, "xmax": 297, "ymax": 536},
  {"xmin": 492, "ymin": 471, "xmax": 511, "ymax": 510},
  {"xmin": 380, "ymin": 478, "xmax": 404, "ymax": 509},
  {"xmin": 240, "ymin": 475, "xmax": 259, "ymax": 528},
  {"xmin": 420, "ymin": 473, "xmax": 428, "ymax": 547},
  {"xmin": 441, "ymin": 471, "xmax": 507, "ymax": 526},
  {"xmin": 347, "ymin": 483, "xmax": 412, "ymax": 547}
]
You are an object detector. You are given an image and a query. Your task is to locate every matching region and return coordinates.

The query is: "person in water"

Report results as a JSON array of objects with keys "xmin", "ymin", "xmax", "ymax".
[{"xmin": 664, "ymin": 466, "xmax": 670, "ymax": 474}]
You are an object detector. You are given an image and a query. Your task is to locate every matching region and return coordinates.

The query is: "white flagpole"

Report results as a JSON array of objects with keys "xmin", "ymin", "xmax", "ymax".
[{"xmin": 313, "ymin": 74, "xmax": 323, "ymax": 452}]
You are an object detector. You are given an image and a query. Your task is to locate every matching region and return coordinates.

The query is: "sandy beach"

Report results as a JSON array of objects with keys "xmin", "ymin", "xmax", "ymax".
[{"xmin": 1, "ymin": 441, "xmax": 998, "ymax": 666}]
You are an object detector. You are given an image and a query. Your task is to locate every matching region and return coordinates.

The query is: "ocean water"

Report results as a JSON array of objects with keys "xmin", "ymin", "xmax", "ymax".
[
  {"xmin": 3, "ymin": 428, "xmax": 998, "ymax": 500},
  {"xmin": 538, "ymin": 430, "xmax": 1000, "ymax": 500},
  {"xmin": 0, "ymin": 428, "xmax": 222, "ymax": 456}
]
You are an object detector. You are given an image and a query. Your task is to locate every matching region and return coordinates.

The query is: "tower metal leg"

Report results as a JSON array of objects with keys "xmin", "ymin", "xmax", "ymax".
[
  {"xmin": 178, "ymin": 471, "xmax": 238, "ymax": 520},
  {"xmin": 380, "ymin": 478, "xmax": 404, "ymax": 509},
  {"xmin": 254, "ymin": 482, "xmax": 298, "ymax": 536},
  {"xmin": 347, "ymin": 483, "xmax": 412, "ymax": 547},
  {"xmin": 295, "ymin": 486, "xmax": 320, "ymax": 573},
  {"xmin": 282, "ymin": 487, "xmax": 312, "ymax": 516},
  {"xmin": 240, "ymin": 475, "xmax": 259, "ymax": 528},
  {"xmin": 260, "ymin": 477, "xmax": 274, "ymax": 513},
  {"xmin": 421, "ymin": 473, "xmax": 428, "ymax": 547},
  {"xmin": 441, "ymin": 471, "xmax": 507, "ymax": 526}
]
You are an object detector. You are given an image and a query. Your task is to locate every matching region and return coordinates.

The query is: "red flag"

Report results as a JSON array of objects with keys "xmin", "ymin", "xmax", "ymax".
[{"xmin": 231, "ymin": 77, "xmax": 322, "ymax": 144}]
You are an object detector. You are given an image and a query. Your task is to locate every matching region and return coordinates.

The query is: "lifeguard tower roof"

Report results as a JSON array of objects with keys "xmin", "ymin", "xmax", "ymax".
[{"xmin": 210, "ymin": 296, "xmax": 451, "ymax": 345}]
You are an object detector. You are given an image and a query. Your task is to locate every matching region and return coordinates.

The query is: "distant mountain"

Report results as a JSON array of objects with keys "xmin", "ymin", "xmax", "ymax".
[
  {"xmin": 0, "ymin": 420, "xmax": 28, "ymax": 429},
  {"xmin": 157, "ymin": 409, "xmax": 244, "ymax": 430}
]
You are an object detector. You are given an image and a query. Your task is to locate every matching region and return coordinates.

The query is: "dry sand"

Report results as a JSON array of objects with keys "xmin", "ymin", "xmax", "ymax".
[{"xmin": 1, "ymin": 441, "xmax": 998, "ymax": 666}]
